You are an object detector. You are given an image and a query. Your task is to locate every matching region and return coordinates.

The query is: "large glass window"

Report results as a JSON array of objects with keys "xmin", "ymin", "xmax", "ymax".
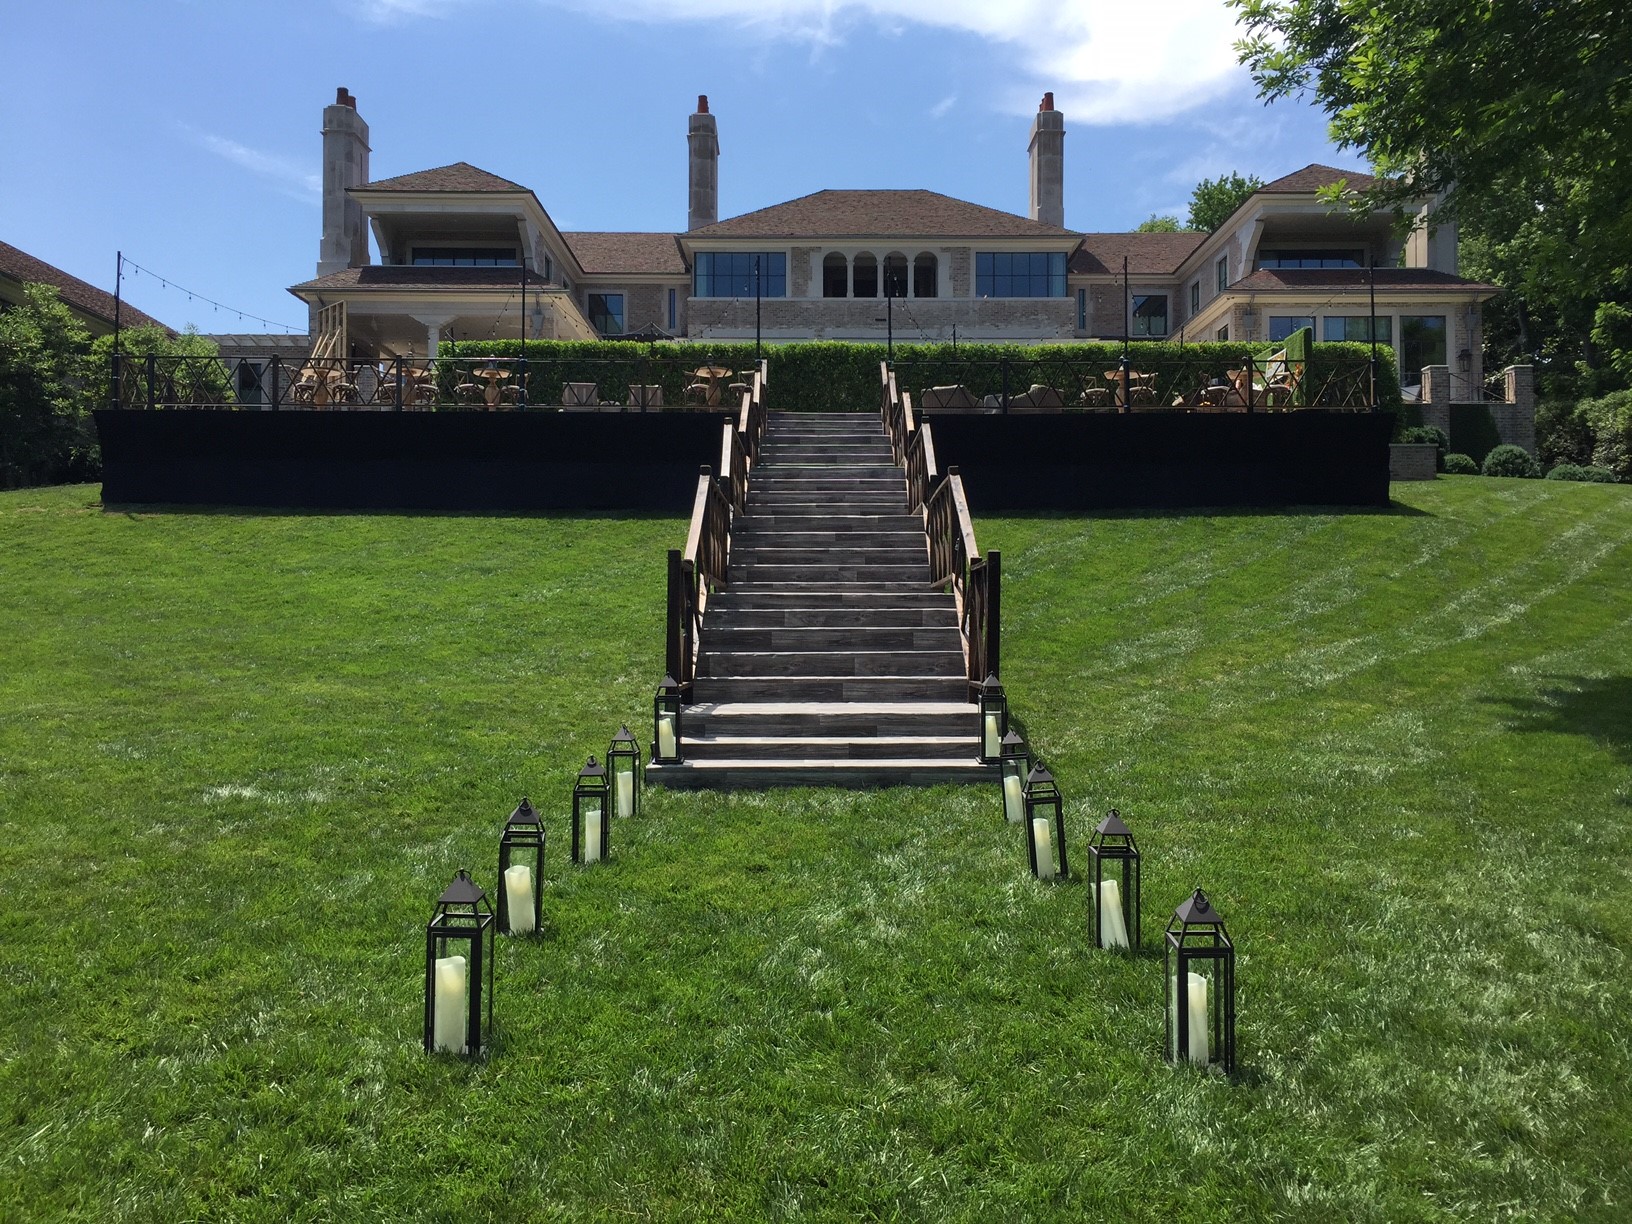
[
  {"xmin": 1256, "ymin": 249, "xmax": 1364, "ymax": 269},
  {"xmin": 1268, "ymin": 316, "xmax": 1315, "ymax": 342},
  {"xmin": 853, "ymin": 253, "xmax": 878, "ymax": 298},
  {"xmin": 411, "ymin": 247, "xmax": 518, "ymax": 266},
  {"xmin": 913, "ymin": 253, "xmax": 938, "ymax": 299},
  {"xmin": 1132, "ymin": 294, "xmax": 1168, "ymax": 337},
  {"xmin": 975, "ymin": 252, "xmax": 1067, "ymax": 298},
  {"xmin": 883, "ymin": 253, "xmax": 909, "ymax": 299},
  {"xmin": 693, "ymin": 252, "xmax": 787, "ymax": 298},
  {"xmin": 588, "ymin": 293, "xmax": 625, "ymax": 337},
  {"xmin": 1323, "ymin": 315, "xmax": 1392, "ymax": 344},
  {"xmin": 822, "ymin": 253, "xmax": 848, "ymax": 298},
  {"xmin": 1401, "ymin": 315, "xmax": 1447, "ymax": 380}
]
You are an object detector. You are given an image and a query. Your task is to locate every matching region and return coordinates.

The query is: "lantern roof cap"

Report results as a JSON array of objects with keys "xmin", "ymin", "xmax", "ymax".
[
  {"xmin": 438, "ymin": 868, "xmax": 486, "ymax": 905},
  {"xmin": 1025, "ymin": 760, "xmax": 1056, "ymax": 787},
  {"xmin": 507, "ymin": 796, "xmax": 542, "ymax": 827},
  {"xmin": 657, "ymin": 673, "xmax": 681, "ymax": 693},
  {"xmin": 980, "ymin": 672, "xmax": 1005, "ymax": 695},
  {"xmin": 1173, "ymin": 887, "xmax": 1225, "ymax": 927},
  {"xmin": 1001, "ymin": 729, "xmax": 1025, "ymax": 748},
  {"xmin": 1094, "ymin": 810, "xmax": 1132, "ymax": 838},
  {"xmin": 578, "ymin": 755, "xmax": 607, "ymax": 778},
  {"xmin": 610, "ymin": 724, "xmax": 637, "ymax": 744}
]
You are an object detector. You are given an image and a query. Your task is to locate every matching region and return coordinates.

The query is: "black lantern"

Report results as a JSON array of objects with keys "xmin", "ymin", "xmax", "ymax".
[
  {"xmin": 571, "ymin": 756, "xmax": 611, "ymax": 865},
  {"xmin": 652, "ymin": 674, "xmax": 683, "ymax": 765},
  {"xmin": 497, "ymin": 797, "xmax": 545, "ymax": 936},
  {"xmin": 1023, "ymin": 761, "xmax": 1067, "ymax": 880},
  {"xmin": 978, "ymin": 672, "xmax": 1007, "ymax": 763},
  {"xmin": 608, "ymin": 725, "xmax": 642, "ymax": 818},
  {"xmin": 423, "ymin": 869, "xmax": 495, "ymax": 1057},
  {"xmin": 1165, "ymin": 888, "xmax": 1236, "ymax": 1074},
  {"xmin": 999, "ymin": 730, "xmax": 1029, "ymax": 824},
  {"xmin": 1088, "ymin": 810, "xmax": 1140, "ymax": 951}
]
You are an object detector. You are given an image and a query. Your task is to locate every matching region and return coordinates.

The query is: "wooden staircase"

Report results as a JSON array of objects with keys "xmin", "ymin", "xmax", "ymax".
[{"xmin": 647, "ymin": 410, "xmax": 994, "ymax": 788}]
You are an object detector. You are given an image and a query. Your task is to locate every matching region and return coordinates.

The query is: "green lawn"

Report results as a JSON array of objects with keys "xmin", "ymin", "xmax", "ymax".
[{"xmin": 2, "ymin": 478, "xmax": 1629, "ymax": 1221}]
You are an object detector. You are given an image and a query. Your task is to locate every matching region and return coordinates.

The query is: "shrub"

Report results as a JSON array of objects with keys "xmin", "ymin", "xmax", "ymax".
[
  {"xmin": 1400, "ymin": 424, "xmax": 1449, "ymax": 470},
  {"xmin": 1535, "ymin": 397, "xmax": 1594, "ymax": 468},
  {"xmin": 1545, "ymin": 463, "xmax": 1619, "ymax": 483},
  {"xmin": 1482, "ymin": 443, "xmax": 1541, "ymax": 478},
  {"xmin": 1444, "ymin": 453, "xmax": 1480, "ymax": 475}
]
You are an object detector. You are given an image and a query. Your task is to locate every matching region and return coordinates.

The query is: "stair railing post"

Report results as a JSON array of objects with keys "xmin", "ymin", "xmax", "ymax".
[
  {"xmin": 666, "ymin": 548, "xmax": 685, "ymax": 687},
  {"xmin": 985, "ymin": 549, "xmax": 1001, "ymax": 682}
]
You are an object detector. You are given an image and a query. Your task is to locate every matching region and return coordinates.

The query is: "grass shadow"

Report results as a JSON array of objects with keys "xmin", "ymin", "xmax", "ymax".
[
  {"xmin": 103, "ymin": 502, "xmax": 683, "ymax": 522},
  {"xmin": 985, "ymin": 500, "xmax": 1432, "ymax": 523},
  {"xmin": 1487, "ymin": 675, "xmax": 1632, "ymax": 802}
]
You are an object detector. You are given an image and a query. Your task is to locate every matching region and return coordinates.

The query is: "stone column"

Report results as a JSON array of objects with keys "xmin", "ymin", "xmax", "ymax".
[
  {"xmin": 318, "ymin": 88, "xmax": 371, "ymax": 278},
  {"xmin": 1421, "ymin": 364, "xmax": 1452, "ymax": 404},
  {"xmin": 1028, "ymin": 92, "xmax": 1065, "ymax": 228}
]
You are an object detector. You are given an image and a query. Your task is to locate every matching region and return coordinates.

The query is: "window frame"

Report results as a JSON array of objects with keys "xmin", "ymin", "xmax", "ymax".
[
  {"xmin": 1131, "ymin": 294, "xmax": 1168, "ymax": 338},
  {"xmin": 693, "ymin": 251, "xmax": 788, "ymax": 299},
  {"xmin": 587, "ymin": 291, "xmax": 625, "ymax": 337},
  {"xmin": 975, "ymin": 251, "xmax": 1068, "ymax": 298}
]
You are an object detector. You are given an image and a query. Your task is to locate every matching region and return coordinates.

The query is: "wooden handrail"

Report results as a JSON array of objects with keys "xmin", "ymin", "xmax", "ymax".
[
  {"xmin": 667, "ymin": 464, "xmax": 733, "ymax": 698},
  {"xmin": 720, "ymin": 419, "xmax": 748, "ymax": 514},
  {"xmin": 923, "ymin": 465, "xmax": 1000, "ymax": 690},
  {"xmin": 904, "ymin": 418, "xmax": 938, "ymax": 513}
]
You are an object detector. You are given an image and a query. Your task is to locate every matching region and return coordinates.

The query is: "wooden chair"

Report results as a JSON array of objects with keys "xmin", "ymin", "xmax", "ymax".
[
  {"xmin": 561, "ymin": 382, "xmax": 599, "ymax": 408},
  {"xmin": 627, "ymin": 384, "xmax": 665, "ymax": 411},
  {"xmin": 919, "ymin": 385, "xmax": 980, "ymax": 411}
]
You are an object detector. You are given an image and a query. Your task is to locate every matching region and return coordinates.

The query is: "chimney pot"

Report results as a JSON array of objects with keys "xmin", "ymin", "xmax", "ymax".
[
  {"xmin": 1041, "ymin": 92, "xmax": 1054, "ymax": 112},
  {"xmin": 698, "ymin": 94, "xmax": 709, "ymax": 114},
  {"xmin": 336, "ymin": 86, "xmax": 356, "ymax": 109}
]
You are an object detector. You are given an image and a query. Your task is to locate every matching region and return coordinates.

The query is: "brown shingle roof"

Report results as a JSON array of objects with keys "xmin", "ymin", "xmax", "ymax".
[
  {"xmin": 1071, "ymin": 232, "xmax": 1206, "ymax": 276},
  {"xmin": 1259, "ymin": 164, "xmax": 1380, "ymax": 195},
  {"xmin": 1232, "ymin": 267, "xmax": 1499, "ymax": 293},
  {"xmin": 564, "ymin": 232, "xmax": 689, "ymax": 276},
  {"xmin": 359, "ymin": 162, "xmax": 529, "ymax": 193},
  {"xmin": 289, "ymin": 265, "xmax": 553, "ymax": 292},
  {"xmin": 0, "ymin": 240, "xmax": 168, "ymax": 330},
  {"xmin": 689, "ymin": 190, "xmax": 1079, "ymax": 239}
]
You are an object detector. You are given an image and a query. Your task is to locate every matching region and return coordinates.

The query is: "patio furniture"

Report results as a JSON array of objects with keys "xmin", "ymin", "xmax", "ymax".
[
  {"xmin": 473, "ymin": 366, "xmax": 511, "ymax": 407},
  {"xmin": 627, "ymin": 383, "xmax": 665, "ymax": 410},
  {"xmin": 1007, "ymin": 384, "xmax": 1066, "ymax": 412},
  {"xmin": 919, "ymin": 385, "xmax": 980, "ymax": 410},
  {"xmin": 562, "ymin": 382, "xmax": 599, "ymax": 408}
]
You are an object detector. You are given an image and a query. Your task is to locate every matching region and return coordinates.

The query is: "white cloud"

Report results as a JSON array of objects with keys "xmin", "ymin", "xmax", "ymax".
[
  {"xmin": 929, "ymin": 94, "xmax": 957, "ymax": 120},
  {"xmin": 539, "ymin": 0, "xmax": 1248, "ymax": 124},
  {"xmin": 349, "ymin": 0, "xmax": 459, "ymax": 23},
  {"xmin": 184, "ymin": 127, "xmax": 321, "ymax": 202}
]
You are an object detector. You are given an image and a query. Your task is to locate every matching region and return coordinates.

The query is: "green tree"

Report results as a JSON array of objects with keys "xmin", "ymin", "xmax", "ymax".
[
  {"xmin": 1137, "ymin": 215, "xmax": 1183, "ymax": 233},
  {"xmin": 1187, "ymin": 172, "xmax": 1265, "ymax": 232},
  {"xmin": 1231, "ymin": 0, "xmax": 1632, "ymax": 395},
  {"xmin": 0, "ymin": 283, "xmax": 97, "ymax": 488}
]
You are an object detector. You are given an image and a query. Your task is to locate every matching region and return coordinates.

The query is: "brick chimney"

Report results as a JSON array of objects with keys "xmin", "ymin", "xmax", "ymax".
[
  {"xmin": 1028, "ymin": 92, "xmax": 1065, "ymax": 228},
  {"xmin": 318, "ymin": 87, "xmax": 370, "ymax": 277},
  {"xmin": 688, "ymin": 94, "xmax": 719, "ymax": 231}
]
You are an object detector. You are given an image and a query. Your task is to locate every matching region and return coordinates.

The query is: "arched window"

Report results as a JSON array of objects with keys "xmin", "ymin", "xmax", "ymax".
[
  {"xmin": 852, "ymin": 253, "xmax": 878, "ymax": 299},
  {"xmin": 913, "ymin": 253, "xmax": 938, "ymax": 299},
  {"xmin": 883, "ymin": 253, "xmax": 909, "ymax": 299},
  {"xmin": 822, "ymin": 252, "xmax": 848, "ymax": 298}
]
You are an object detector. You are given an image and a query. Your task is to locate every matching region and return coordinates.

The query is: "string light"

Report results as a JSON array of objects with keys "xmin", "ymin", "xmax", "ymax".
[{"xmin": 118, "ymin": 255, "xmax": 304, "ymax": 333}]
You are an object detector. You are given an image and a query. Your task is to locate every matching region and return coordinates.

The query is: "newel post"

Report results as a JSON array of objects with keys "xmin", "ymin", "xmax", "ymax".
[{"xmin": 985, "ymin": 549, "xmax": 1002, "ymax": 681}]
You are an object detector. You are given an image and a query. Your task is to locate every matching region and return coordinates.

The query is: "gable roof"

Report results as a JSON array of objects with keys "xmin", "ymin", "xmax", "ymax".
[
  {"xmin": 1260, "ymin": 164, "xmax": 1380, "ymax": 195},
  {"xmin": 359, "ymin": 162, "xmax": 529, "ymax": 193},
  {"xmin": 565, "ymin": 232, "xmax": 689, "ymax": 276},
  {"xmin": 688, "ymin": 189, "xmax": 1079, "ymax": 240},
  {"xmin": 0, "ymin": 240, "xmax": 169, "ymax": 331},
  {"xmin": 1071, "ymin": 232, "xmax": 1207, "ymax": 277}
]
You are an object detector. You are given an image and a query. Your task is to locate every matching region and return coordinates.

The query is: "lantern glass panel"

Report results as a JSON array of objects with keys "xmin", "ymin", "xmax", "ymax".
[
  {"xmin": 978, "ymin": 674, "xmax": 1007, "ymax": 763},
  {"xmin": 608, "ymin": 726, "xmax": 641, "ymax": 818},
  {"xmin": 1163, "ymin": 889, "xmax": 1236, "ymax": 1073},
  {"xmin": 573, "ymin": 757, "xmax": 612, "ymax": 865},
  {"xmin": 423, "ymin": 869, "xmax": 494, "ymax": 1057},
  {"xmin": 999, "ymin": 731, "xmax": 1028, "ymax": 824},
  {"xmin": 1023, "ymin": 763, "xmax": 1067, "ymax": 880},
  {"xmin": 498, "ymin": 797, "xmax": 545, "ymax": 936},
  {"xmin": 1088, "ymin": 811, "xmax": 1139, "ymax": 951},
  {"xmin": 653, "ymin": 676, "xmax": 682, "ymax": 764}
]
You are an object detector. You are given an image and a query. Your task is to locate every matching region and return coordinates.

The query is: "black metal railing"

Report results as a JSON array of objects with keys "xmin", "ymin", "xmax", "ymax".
[
  {"xmin": 107, "ymin": 354, "xmax": 770, "ymax": 413},
  {"xmin": 892, "ymin": 353, "xmax": 1377, "ymax": 413}
]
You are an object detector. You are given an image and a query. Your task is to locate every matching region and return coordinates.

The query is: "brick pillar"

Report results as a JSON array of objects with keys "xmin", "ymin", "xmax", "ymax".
[{"xmin": 1421, "ymin": 364, "xmax": 1451, "ymax": 404}]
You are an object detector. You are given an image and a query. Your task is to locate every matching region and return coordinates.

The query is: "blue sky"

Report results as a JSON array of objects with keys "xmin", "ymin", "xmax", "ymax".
[{"xmin": 0, "ymin": 0, "xmax": 1354, "ymax": 334}]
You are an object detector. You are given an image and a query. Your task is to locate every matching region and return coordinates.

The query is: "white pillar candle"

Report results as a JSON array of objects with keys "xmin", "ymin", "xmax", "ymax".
[
  {"xmin": 1187, "ymin": 971, "xmax": 1210, "ymax": 1065},
  {"xmin": 982, "ymin": 711, "xmax": 1000, "ymax": 758},
  {"xmin": 1031, "ymin": 816, "xmax": 1056, "ymax": 879},
  {"xmin": 614, "ymin": 769, "xmax": 634, "ymax": 818},
  {"xmin": 432, "ymin": 954, "xmax": 468, "ymax": 1054},
  {"xmin": 1097, "ymin": 878, "xmax": 1130, "ymax": 949},
  {"xmin": 583, "ymin": 802, "xmax": 603, "ymax": 863},
  {"xmin": 657, "ymin": 711, "xmax": 677, "ymax": 759},
  {"xmin": 1002, "ymin": 772, "xmax": 1024, "ymax": 823},
  {"xmin": 503, "ymin": 863, "xmax": 536, "ymax": 935}
]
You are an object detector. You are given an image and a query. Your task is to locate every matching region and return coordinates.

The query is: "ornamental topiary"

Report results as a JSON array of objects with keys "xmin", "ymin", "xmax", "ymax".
[
  {"xmin": 1482, "ymin": 444, "xmax": 1541, "ymax": 478},
  {"xmin": 1546, "ymin": 463, "xmax": 1619, "ymax": 483},
  {"xmin": 1444, "ymin": 453, "xmax": 1480, "ymax": 475}
]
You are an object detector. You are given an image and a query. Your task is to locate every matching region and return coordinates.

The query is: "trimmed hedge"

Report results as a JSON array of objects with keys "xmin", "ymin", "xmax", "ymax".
[
  {"xmin": 449, "ymin": 338, "xmax": 1402, "ymax": 415},
  {"xmin": 1545, "ymin": 463, "xmax": 1620, "ymax": 483},
  {"xmin": 1444, "ymin": 453, "xmax": 1480, "ymax": 475}
]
